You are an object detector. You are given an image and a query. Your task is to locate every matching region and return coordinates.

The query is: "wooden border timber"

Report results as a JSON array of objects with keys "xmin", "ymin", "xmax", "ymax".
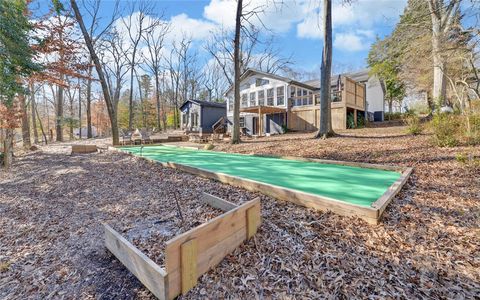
[
  {"xmin": 104, "ymin": 194, "xmax": 261, "ymax": 300},
  {"xmin": 110, "ymin": 146, "xmax": 412, "ymax": 224},
  {"xmin": 71, "ymin": 144, "xmax": 97, "ymax": 154}
]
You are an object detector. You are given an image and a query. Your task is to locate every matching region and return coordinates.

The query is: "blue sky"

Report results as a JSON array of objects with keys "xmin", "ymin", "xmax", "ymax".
[{"xmin": 84, "ymin": 0, "xmax": 408, "ymax": 75}]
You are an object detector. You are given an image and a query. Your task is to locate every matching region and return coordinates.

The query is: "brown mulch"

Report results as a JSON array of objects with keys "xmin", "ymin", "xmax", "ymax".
[
  {"xmin": 1, "ymin": 126, "xmax": 479, "ymax": 299},
  {"xmin": 119, "ymin": 197, "xmax": 223, "ymax": 268}
]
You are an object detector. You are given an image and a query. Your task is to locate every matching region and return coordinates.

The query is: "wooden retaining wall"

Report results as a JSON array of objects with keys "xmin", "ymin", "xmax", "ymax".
[{"xmin": 104, "ymin": 193, "xmax": 261, "ymax": 300}]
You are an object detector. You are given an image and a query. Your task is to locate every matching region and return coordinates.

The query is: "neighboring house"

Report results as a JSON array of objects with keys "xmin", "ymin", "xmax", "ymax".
[
  {"xmin": 224, "ymin": 69, "xmax": 368, "ymax": 135},
  {"xmin": 180, "ymin": 100, "xmax": 226, "ymax": 135}
]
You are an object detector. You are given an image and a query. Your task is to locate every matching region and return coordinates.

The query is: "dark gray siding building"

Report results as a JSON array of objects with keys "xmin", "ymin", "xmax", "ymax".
[{"xmin": 180, "ymin": 100, "xmax": 226, "ymax": 135}]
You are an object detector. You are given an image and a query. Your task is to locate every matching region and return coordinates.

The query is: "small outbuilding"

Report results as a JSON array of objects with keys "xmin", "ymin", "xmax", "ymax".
[{"xmin": 180, "ymin": 100, "xmax": 226, "ymax": 136}]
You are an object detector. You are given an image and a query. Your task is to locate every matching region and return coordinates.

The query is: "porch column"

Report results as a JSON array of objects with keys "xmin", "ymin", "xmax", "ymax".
[{"xmin": 258, "ymin": 107, "xmax": 262, "ymax": 136}]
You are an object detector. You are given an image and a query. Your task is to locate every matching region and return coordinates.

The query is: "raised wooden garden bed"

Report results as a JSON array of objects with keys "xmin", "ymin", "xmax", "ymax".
[
  {"xmin": 104, "ymin": 193, "xmax": 261, "ymax": 299},
  {"xmin": 71, "ymin": 144, "xmax": 97, "ymax": 154}
]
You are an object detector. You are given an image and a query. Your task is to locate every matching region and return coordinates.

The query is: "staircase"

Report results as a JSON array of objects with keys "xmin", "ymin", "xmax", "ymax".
[{"xmin": 212, "ymin": 116, "xmax": 226, "ymax": 134}]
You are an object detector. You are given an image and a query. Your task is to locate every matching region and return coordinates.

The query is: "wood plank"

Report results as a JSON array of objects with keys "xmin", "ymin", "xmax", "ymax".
[
  {"xmin": 103, "ymin": 224, "xmax": 168, "ymax": 300},
  {"xmin": 246, "ymin": 204, "xmax": 261, "ymax": 239},
  {"xmin": 201, "ymin": 192, "xmax": 238, "ymax": 212},
  {"xmin": 180, "ymin": 239, "xmax": 197, "ymax": 294},
  {"xmin": 72, "ymin": 145, "xmax": 97, "ymax": 154},
  {"xmin": 167, "ymin": 226, "xmax": 247, "ymax": 298},
  {"xmin": 371, "ymin": 167, "xmax": 413, "ymax": 218},
  {"xmin": 165, "ymin": 198, "xmax": 260, "ymax": 299}
]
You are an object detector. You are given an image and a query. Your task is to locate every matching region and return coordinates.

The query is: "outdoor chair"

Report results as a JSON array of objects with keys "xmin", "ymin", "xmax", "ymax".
[
  {"xmin": 121, "ymin": 131, "xmax": 132, "ymax": 145},
  {"xmin": 141, "ymin": 129, "xmax": 153, "ymax": 145}
]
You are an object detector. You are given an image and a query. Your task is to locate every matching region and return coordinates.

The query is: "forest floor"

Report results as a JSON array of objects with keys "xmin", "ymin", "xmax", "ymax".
[{"xmin": 0, "ymin": 125, "xmax": 479, "ymax": 299}]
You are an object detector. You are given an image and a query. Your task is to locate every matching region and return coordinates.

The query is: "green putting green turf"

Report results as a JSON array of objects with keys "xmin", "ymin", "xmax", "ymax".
[{"xmin": 120, "ymin": 145, "xmax": 401, "ymax": 207}]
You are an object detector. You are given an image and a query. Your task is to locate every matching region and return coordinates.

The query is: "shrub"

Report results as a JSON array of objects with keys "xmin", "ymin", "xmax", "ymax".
[
  {"xmin": 404, "ymin": 114, "xmax": 422, "ymax": 135},
  {"xmin": 385, "ymin": 112, "xmax": 403, "ymax": 120},
  {"xmin": 347, "ymin": 113, "xmax": 366, "ymax": 129},
  {"xmin": 430, "ymin": 113, "xmax": 460, "ymax": 147},
  {"xmin": 464, "ymin": 113, "xmax": 480, "ymax": 145}
]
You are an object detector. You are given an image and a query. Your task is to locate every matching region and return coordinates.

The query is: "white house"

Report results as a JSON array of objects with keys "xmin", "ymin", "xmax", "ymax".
[{"xmin": 225, "ymin": 68, "xmax": 383, "ymax": 136}]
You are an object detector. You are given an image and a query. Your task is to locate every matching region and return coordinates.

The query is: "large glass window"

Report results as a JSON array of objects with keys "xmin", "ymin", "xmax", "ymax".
[
  {"xmin": 267, "ymin": 88, "xmax": 274, "ymax": 106},
  {"xmin": 228, "ymin": 98, "xmax": 233, "ymax": 111},
  {"xmin": 241, "ymin": 93, "xmax": 248, "ymax": 107},
  {"xmin": 258, "ymin": 90, "xmax": 265, "ymax": 106},
  {"xmin": 250, "ymin": 92, "xmax": 256, "ymax": 106},
  {"xmin": 277, "ymin": 86, "xmax": 285, "ymax": 105},
  {"xmin": 297, "ymin": 88, "xmax": 302, "ymax": 97},
  {"xmin": 290, "ymin": 86, "xmax": 296, "ymax": 98}
]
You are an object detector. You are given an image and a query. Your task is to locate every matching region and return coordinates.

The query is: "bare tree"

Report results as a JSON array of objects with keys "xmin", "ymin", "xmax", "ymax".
[
  {"xmin": 315, "ymin": 0, "xmax": 334, "ymax": 139},
  {"xmin": 70, "ymin": 0, "xmax": 122, "ymax": 144},
  {"xmin": 81, "ymin": 0, "xmax": 118, "ymax": 138},
  {"xmin": 122, "ymin": 1, "xmax": 158, "ymax": 131},
  {"xmin": 142, "ymin": 16, "xmax": 169, "ymax": 131}
]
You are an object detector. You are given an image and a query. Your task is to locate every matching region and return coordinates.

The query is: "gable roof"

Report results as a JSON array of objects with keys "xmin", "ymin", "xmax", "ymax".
[
  {"xmin": 180, "ymin": 99, "xmax": 226, "ymax": 110},
  {"xmin": 225, "ymin": 68, "xmax": 317, "ymax": 95}
]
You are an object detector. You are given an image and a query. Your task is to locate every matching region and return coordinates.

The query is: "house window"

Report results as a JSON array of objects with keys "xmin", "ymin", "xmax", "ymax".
[
  {"xmin": 267, "ymin": 88, "xmax": 274, "ymax": 106},
  {"xmin": 192, "ymin": 113, "xmax": 199, "ymax": 127},
  {"xmin": 297, "ymin": 88, "xmax": 302, "ymax": 97},
  {"xmin": 258, "ymin": 90, "xmax": 265, "ymax": 106},
  {"xmin": 250, "ymin": 92, "xmax": 256, "ymax": 106},
  {"xmin": 290, "ymin": 86, "xmax": 296, "ymax": 98},
  {"xmin": 277, "ymin": 86, "xmax": 285, "ymax": 106},
  {"xmin": 239, "ymin": 116, "xmax": 245, "ymax": 128},
  {"xmin": 256, "ymin": 78, "xmax": 269, "ymax": 87},
  {"xmin": 228, "ymin": 99, "xmax": 233, "ymax": 111},
  {"xmin": 241, "ymin": 93, "xmax": 248, "ymax": 108}
]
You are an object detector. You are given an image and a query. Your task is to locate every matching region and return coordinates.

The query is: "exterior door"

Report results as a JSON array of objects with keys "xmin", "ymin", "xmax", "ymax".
[{"xmin": 252, "ymin": 117, "xmax": 258, "ymax": 135}]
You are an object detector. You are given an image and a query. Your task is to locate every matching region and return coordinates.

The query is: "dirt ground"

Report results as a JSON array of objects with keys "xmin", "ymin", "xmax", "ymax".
[{"xmin": 0, "ymin": 125, "xmax": 479, "ymax": 299}]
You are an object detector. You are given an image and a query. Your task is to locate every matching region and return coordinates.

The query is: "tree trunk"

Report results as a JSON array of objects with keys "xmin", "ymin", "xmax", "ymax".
[
  {"xmin": 69, "ymin": 88, "xmax": 74, "ymax": 140},
  {"xmin": 315, "ymin": 0, "xmax": 333, "ymax": 139},
  {"xmin": 78, "ymin": 79, "xmax": 82, "ymax": 138},
  {"xmin": 71, "ymin": 0, "xmax": 119, "ymax": 145},
  {"xmin": 3, "ymin": 128, "xmax": 14, "ymax": 169},
  {"xmin": 431, "ymin": 20, "xmax": 446, "ymax": 106},
  {"xmin": 30, "ymin": 82, "xmax": 39, "ymax": 144},
  {"xmin": 388, "ymin": 100, "xmax": 393, "ymax": 119},
  {"xmin": 154, "ymin": 72, "xmax": 161, "ymax": 131},
  {"xmin": 20, "ymin": 93, "xmax": 31, "ymax": 149},
  {"xmin": 34, "ymin": 101, "xmax": 47, "ymax": 144},
  {"xmin": 231, "ymin": 0, "xmax": 242, "ymax": 144},
  {"xmin": 56, "ymin": 82, "xmax": 64, "ymax": 142},
  {"xmin": 87, "ymin": 63, "xmax": 93, "ymax": 138},
  {"xmin": 128, "ymin": 61, "xmax": 135, "ymax": 131}
]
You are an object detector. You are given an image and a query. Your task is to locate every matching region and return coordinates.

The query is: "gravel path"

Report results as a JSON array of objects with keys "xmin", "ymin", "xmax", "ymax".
[{"xmin": 1, "ymin": 126, "xmax": 479, "ymax": 299}]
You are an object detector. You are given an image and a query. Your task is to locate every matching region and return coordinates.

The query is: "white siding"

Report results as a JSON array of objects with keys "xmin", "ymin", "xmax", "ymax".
[{"xmin": 365, "ymin": 76, "xmax": 384, "ymax": 113}]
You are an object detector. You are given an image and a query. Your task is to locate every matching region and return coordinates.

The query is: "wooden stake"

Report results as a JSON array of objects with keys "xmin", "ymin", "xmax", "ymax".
[{"xmin": 181, "ymin": 238, "xmax": 197, "ymax": 294}]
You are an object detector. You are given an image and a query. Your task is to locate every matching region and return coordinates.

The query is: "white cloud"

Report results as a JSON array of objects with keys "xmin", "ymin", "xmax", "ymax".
[
  {"xmin": 203, "ymin": 0, "xmax": 305, "ymax": 34},
  {"xmin": 333, "ymin": 33, "xmax": 368, "ymax": 52},
  {"xmin": 168, "ymin": 13, "xmax": 216, "ymax": 42},
  {"xmin": 297, "ymin": 10, "xmax": 323, "ymax": 39},
  {"xmin": 203, "ymin": 0, "xmax": 236, "ymax": 29}
]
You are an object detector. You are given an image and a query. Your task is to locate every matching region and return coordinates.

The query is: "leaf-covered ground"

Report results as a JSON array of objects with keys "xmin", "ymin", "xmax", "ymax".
[{"xmin": 1, "ymin": 126, "xmax": 478, "ymax": 299}]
